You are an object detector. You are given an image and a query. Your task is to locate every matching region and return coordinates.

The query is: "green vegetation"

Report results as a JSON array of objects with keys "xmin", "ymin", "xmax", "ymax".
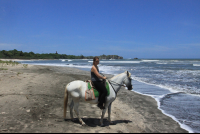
[
  {"xmin": 0, "ymin": 60, "xmax": 20, "ymax": 71},
  {"xmin": 23, "ymin": 64, "xmax": 28, "ymax": 68},
  {"xmin": 0, "ymin": 49, "xmax": 123, "ymax": 59},
  {"xmin": 0, "ymin": 60, "xmax": 19, "ymax": 66},
  {"xmin": 17, "ymin": 72, "xmax": 23, "ymax": 76},
  {"xmin": 0, "ymin": 68, "xmax": 8, "ymax": 70}
]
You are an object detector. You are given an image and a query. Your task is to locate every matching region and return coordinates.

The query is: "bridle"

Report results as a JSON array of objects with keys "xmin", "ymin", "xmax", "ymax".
[
  {"xmin": 100, "ymin": 73, "xmax": 132, "ymax": 96},
  {"xmin": 108, "ymin": 77, "xmax": 132, "ymax": 95}
]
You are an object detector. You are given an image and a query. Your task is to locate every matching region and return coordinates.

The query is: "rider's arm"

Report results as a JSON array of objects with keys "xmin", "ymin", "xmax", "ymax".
[{"xmin": 91, "ymin": 66, "xmax": 106, "ymax": 80}]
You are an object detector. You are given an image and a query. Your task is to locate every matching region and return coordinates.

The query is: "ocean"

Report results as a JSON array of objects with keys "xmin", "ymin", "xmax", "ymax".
[{"xmin": 18, "ymin": 59, "xmax": 200, "ymax": 133}]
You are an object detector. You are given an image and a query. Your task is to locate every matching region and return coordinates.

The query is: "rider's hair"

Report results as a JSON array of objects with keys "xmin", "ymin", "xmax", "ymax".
[{"xmin": 93, "ymin": 56, "xmax": 99, "ymax": 65}]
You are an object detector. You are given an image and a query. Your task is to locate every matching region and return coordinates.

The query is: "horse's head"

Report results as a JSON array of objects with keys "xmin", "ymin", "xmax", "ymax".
[{"xmin": 123, "ymin": 71, "xmax": 133, "ymax": 90}]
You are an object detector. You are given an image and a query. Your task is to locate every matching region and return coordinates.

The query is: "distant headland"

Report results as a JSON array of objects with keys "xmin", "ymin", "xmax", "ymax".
[{"xmin": 0, "ymin": 49, "xmax": 123, "ymax": 60}]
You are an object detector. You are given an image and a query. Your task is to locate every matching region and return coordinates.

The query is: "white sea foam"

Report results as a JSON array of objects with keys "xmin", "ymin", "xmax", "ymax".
[
  {"xmin": 193, "ymin": 64, "xmax": 200, "ymax": 66},
  {"xmin": 133, "ymin": 90, "xmax": 192, "ymax": 132},
  {"xmin": 131, "ymin": 80, "xmax": 193, "ymax": 133},
  {"xmin": 156, "ymin": 63, "xmax": 168, "ymax": 64},
  {"xmin": 141, "ymin": 60, "xmax": 160, "ymax": 62},
  {"xmin": 131, "ymin": 76, "xmax": 182, "ymax": 93},
  {"xmin": 65, "ymin": 64, "xmax": 91, "ymax": 69},
  {"xmin": 88, "ymin": 61, "xmax": 141, "ymax": 64},
  {"xmin": 156, "ymin": 99, "xmax": 194, "ymax": 133}
]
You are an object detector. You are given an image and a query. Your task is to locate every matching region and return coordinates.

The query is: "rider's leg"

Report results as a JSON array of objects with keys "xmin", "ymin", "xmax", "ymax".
[
  {"xmin": 92, "ymin": 81, "xmax": 101, "ymax": 103},
  {"xmin": 98, "ymin": 83, "xmax": 108, "ymax": 107},
  {"xmin": 93, "ymin": 81, "xmax": 107, "ymax": 108}
]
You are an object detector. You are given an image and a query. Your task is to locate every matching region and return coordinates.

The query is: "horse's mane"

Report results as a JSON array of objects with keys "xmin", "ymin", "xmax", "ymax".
[
  {"xmin": 110, "ymin": 71, "xmax": 131, "ymax": 80},
  {"xmin": 110, "ymin": 72, "xmax": 124, "ymax": 80}
]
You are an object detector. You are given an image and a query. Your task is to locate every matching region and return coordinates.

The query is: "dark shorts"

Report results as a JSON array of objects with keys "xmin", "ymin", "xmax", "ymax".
[{"xmin": 92, "ymin": 81, "xmax": 108, "ymax": 104}]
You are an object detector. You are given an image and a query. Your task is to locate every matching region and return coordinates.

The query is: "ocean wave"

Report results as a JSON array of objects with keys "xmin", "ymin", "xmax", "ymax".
[
  {"xmin": 193, "ymin": 64, "xmax": 200, "ymax": 66},
  {"xmin": 160, "ymin": 92, "xmax": 186, "ymax": 104},
  {"xmin": 141, "ymin": 60, "xmax": 160, "ymax": 62},
  {"xmin": 88, "ymin": 61, "xmax": 141, "ymax": 64},
  {"xmin": 65, "ymin": 64, "xmax": 91, "ymax": 68},
  {"xmin": 156, "ymin": 63, "xmax": 168, "ymax": 64},
  {"xmin": 131, "ymin": 75, "xmax": 200, "ymax": 95}
]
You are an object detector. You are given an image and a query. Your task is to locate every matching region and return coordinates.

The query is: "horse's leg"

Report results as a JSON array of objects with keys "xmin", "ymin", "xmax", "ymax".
[
  {"xmin": 69, "ymin": 100, "xmax": 74, "ymax": 121},
  {"xmin": 100, "ymin": 103, "xmax": 110, "ymax": 127},
  {"xmin": 108, "ymin": 102, "xmax": 114, "ymax": 125},
  {"xmin": 63, "ymin": 87, "xmax": 68, "ymax": 120},
  {"xmin": 74, "ymin": 101, "xmax": 86, "ymax": 126}
]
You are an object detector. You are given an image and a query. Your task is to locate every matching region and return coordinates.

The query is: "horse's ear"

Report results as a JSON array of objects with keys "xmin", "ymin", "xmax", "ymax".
[{"xmin": 126, "ymin": 71, "xmax": 131, "ymax": 77}]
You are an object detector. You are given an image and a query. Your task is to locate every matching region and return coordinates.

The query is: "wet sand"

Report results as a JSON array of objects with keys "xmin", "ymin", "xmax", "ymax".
[{"xmin": 0, "ymin": 63, "xmax": 188, "ymax": 133}]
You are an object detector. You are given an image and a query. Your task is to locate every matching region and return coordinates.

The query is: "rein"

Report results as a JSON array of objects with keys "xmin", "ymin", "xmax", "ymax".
[
  {"xmin": 107, "ymin": 80, "xmax": 118, "ymax": 96},
  {"xmin": 100, "ymin": 73, "xmax": 129, "ymax": 97},
  {"xmin": 107, "ymin": 79, "xmax": 126, "ymax": 87}
]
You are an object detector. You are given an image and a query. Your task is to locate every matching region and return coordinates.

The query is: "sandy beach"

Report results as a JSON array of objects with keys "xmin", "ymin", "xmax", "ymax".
[{"xmin": 0, "ymin": 63, "xmax": 188, "ymax": 133}]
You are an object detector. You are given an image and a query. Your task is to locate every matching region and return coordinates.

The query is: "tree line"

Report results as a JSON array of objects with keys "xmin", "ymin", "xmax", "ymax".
[{"xmin": 0, "ymin": 49, "xmax": 123, "ymax": 59}]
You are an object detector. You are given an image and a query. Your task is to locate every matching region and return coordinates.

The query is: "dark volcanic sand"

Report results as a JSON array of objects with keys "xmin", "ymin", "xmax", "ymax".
[{"xmin": 0, "ymin": 64, "xmax": 188, "ymax": 133}]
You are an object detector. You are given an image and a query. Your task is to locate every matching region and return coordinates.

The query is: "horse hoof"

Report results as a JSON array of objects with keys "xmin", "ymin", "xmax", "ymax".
[
  {"xmin": 82, "ymin": 124, "xmax": 87, "ymax": 127},
  {"xmin": 100, "ymin": 124, "xmax": 105, "ymax": 127},
  {"xmin": 71, "ymin": 119, "xmax": 75, "ymax": 122},
  {"xmin": 110, "ymin": 122, "xmax": 115, "ymax": 125}
]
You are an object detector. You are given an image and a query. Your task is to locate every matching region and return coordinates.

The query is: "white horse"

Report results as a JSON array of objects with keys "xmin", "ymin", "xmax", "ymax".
[{"xmin": 63, "ymin": 71, "xmax": 133, "ymax": 126}]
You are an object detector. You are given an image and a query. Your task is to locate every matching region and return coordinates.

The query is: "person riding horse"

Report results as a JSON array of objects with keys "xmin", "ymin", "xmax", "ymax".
[{"xmin": 91, "ymin": 56, "xmax": 107, "ymax": 109}]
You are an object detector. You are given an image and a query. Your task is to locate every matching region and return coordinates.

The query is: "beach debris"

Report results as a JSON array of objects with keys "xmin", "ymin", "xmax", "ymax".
[
  {"xmin": 117, "ymin": 130, "xmax": 123, "ymax": 133},
  {"xmin": 1, "ymin": 112, "xmax": 6, "ymax": 114},
  {"xmin": 106, "ymin": 126, "xmax": 111, "ymax": 129},
  {"xmin": 26, "ymin": 109, "xmax": 30, "ymax": 112},
  {"xmin": 91, "ymin": 105, "xmax": 96, "ymax": 108},
  {"xmin": 55, "ymin": 119, "xmax": 63, "ymax": 122},
  {"xmin": 9, "ymin": 127, "xmax": 14, "ymax": 130}
]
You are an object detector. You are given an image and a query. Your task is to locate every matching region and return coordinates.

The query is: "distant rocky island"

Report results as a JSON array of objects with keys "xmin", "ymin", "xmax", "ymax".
[
  {"xmin": 0, "ymin": 49, "xmax": 123, "ymax": 59},
  {"xmin": 98, "ymin": 54, "xmax": 123, "ymax": 59}
]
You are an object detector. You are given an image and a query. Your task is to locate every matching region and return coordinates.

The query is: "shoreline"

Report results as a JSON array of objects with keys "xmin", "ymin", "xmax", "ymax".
[
  {"xmin": 0, "ymin": 64, "xmax": 188, "ymax": 133},
  {"xmin": 132, "ymin": 80, "xmax": 194, "ymax": 133},
  {"xmin": 0, "ymin": 58, "xmax": 59, "ymax": 61}
]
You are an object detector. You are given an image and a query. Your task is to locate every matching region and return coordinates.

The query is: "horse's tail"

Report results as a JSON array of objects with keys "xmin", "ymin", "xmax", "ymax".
[{"xmin": 63, "ymin": 85, "xmax": 69, "ymax": 120}]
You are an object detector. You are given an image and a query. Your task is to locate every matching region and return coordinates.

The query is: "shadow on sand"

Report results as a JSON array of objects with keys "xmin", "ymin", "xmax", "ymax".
[{"xmin": 64, "ymin": 118, "xmax": 132, "ymax": 127}]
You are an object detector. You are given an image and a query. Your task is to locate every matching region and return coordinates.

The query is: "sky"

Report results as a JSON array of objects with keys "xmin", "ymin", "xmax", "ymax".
[{"xmin": 0, "ymin": 0, "xmax": 200, "ymax": 59}]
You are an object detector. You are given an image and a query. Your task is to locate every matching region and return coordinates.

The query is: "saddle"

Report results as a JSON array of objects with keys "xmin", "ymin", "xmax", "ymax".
[{"xmin": 85, "ymin": 80, "xmax": 110, "ymax": 101}]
